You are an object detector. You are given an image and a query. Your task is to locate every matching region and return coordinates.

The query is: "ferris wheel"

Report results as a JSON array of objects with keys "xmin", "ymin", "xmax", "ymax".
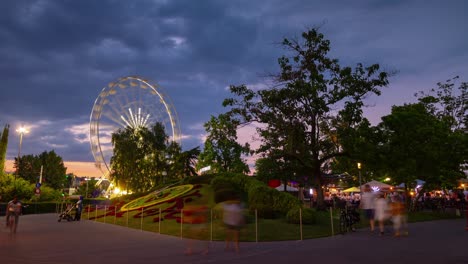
[{"xmin": 89, "ymin": 76, "xmax": 181, "ymax": 176}]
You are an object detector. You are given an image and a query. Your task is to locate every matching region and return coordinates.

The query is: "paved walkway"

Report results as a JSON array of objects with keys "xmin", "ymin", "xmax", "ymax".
[{"xmin": 1, "ymin": 214, "xmax": 467, "ymax": 264}]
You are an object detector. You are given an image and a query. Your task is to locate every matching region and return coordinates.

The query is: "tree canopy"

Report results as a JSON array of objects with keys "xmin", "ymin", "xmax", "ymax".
[
  {"xmin": 223, "ymin": 28, "xmax": 389, "ymax": 206},
  {"xmin": 15, "ymin": 150, "xmax": 67, "ymax": 190},
  {"xmin": 0, "ymin": 124, "xmax": 9, "ymax": 174},
  {"xmin": 196, "ymin": 114, "xmax": 250, "ymax": 174},
  {"xmin": 110, "ymin": 122, "xmax": 198, "ymax": 193}
]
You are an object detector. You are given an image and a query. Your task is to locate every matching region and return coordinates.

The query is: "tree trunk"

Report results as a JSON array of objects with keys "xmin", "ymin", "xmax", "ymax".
[
  {"xmin": 298, "ymin": 186, "xmax": 304, "ymax": 201},
  {"xmin": 313, "ymin": 169, "xmax": 325, "ymax": 210}
]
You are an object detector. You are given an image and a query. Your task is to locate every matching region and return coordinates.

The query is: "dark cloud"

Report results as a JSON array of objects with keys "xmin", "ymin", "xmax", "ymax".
[{"xmin": 1, "ymin": 0, "xmax": 467, "ymax": 169}]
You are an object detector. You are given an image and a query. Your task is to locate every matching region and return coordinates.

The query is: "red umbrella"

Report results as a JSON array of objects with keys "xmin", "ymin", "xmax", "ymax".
[{"xmin": 268, "ymin": 179, "xmax": 281, "ymax": 188}]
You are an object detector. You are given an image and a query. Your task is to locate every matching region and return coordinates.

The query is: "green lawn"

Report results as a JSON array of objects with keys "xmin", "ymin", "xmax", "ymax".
[{"xmin": 82, "ymin": 184, "xmax": 464, "ymax": 241}]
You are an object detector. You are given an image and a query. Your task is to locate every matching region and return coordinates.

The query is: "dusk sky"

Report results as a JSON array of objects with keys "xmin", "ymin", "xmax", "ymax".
[{"xmin": 1, "ymin": 0, "xmax": 467, "ymax": 177}]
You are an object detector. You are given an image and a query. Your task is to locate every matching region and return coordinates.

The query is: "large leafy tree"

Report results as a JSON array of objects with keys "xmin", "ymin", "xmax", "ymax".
[
  {"xmin": 197, "ymin": 114, "xmax": 250, "ymax": 174},
  {"xmin": 16, "ymin": 154, "xmax": 42, "ymax": 183},
  {"xmin": 111, "ymin": 123, "xmax": 168, "ymax": 193},
  {"xmin": 223, "ymin": 28, "xmax": 389, "ymax": 206},
  {"xmin": 110, "ymin": 122, "xmax": 193, "ymax": 193},
  {"xmin": 0, "ymin": 124, "xmax": 9, "ymax": 174},
  {"xmin": 378, "ymin": 103, "xmax": 466, "ymax": 195},
  {"xmin": 416, "ymin": 76, "xmax": 468, "ymax": 174},
  {"xmin": 173, "ymin": 147, "xmax": 200, "ymax": 177},
  {"xmin": 416, "ymin": 76, "xmax": 467, "ymax": 131},
  {"xmin": 15, "ymin": 150, "xmax": 67, "ymax": 190}
]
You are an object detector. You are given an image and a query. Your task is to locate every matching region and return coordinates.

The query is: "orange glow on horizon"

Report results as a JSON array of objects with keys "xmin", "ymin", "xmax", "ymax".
[{"xmin": 4, "ymin": 160, "xmax": 103, "ymax": 177}]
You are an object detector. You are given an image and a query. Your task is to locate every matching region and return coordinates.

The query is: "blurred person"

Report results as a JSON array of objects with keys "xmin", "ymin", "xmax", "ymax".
[
  {"xmin": 223, "ymin": 197, "xmax": 245, "ymax": 253},
  {"xmin": 391, "ymin": 195, "xmax": 404, "ymax": 236},
  {"xmin": 183, "ymin": 204, "xmax": 209, "ymax": 255},
  {"xmin": 5, "ymin": 197, "xmax": 22, "ymax": 233},
  {"xmin": 74, "ymin": 196, "xmax": 83, "ymax": 221},
  {"xmin": 360, "ymin": 184, "xmax": 376, "ymax": 232},
  {"xmin": 374, "ymin": 192, "xmax": 390, "ymax": 236}
]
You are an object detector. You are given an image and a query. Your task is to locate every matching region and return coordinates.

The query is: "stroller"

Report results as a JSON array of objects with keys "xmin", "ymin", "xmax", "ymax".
[{"xmin": 58, "ymin": 203, "xmax": 75, "ymax": 222}]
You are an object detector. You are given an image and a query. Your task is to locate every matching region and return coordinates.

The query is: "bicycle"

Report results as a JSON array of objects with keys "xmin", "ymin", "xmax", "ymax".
[{"xmin": 339, "ymin": 206, "xmax": 359, "ymax": 234}]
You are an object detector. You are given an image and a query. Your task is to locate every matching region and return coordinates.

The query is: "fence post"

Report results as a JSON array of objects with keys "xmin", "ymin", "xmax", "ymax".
[
  {"xmin": 104, "ymin": 206, "xmax": 107, "ymax": 223},
  {"xmin": 126, "ymin": 209, "xmax": 129, "ymax": 227},
  {"xmin": 210, "ymin": 208, "xmax": 213, "ymax": 242},
  {"xmin": 114, "ymin": 206, "xmax": 117, "ymax": 224},
  {"xmin": 330, "ymin": 207, "xmax": 334, "ymax": 236},
  {"xmin": 140, "ymin": 207, "xmax": 144, "ymax": 231},
  {"xmin": 159, "ymin": 207, "xmax": 161, "ymax": 234},
  {"xmin": 95, "ymin": 205, "xmax": 98, "ymax": 221},
  {"xmin": 180, "ymin": 209, "xmax": 183, "ymax": 239},
  {"xmin": 465, "ymin": 208, "xmax": 468, "ymax": 231},
  {"xmin": 300, "ymin": 208, "xmax": 303, "ymax": 241},
  {"xmin": 87, "ymin": 205, "xmax": 90, "ymax": 220},
  {"xmin": 255, "ymin": 209, "xmax": 258, "ymax": 243}
]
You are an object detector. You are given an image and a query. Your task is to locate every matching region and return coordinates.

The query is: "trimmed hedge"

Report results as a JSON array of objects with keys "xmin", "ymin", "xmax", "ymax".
[
  {"xmin": 286, "ymin": 207, "xmax": 317, "ymax": 224},
  {"xmin": 21, "ymin": 202, "xmax": 59, "ymax": 215},
  {"xmin": 210, "ymin": 173, "xmax": 301, "ymax": 218}
]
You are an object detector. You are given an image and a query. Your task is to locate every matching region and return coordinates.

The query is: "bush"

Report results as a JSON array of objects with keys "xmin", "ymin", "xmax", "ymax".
[
  {"xmin": 211, "ymin": 176, "xmax": 243, "ymax": 203},
  {"xmin": 210, "ymin": 173, "xmax": 301, "ymax": 218},
  {"xmin": 21, "ymin": 202, "xmax": 59, "ymax": 215},
  {"xmin": 184, "ymin": 174, "xmax": 214, "ymax": 184},
  {"xmin": 286, "ymin": 207, "xmax": 317, "ymax": 225}
]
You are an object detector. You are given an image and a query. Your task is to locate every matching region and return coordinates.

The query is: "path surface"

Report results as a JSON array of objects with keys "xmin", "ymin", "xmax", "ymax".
[{"xmin": 1, "ymin": 214, "xmax": 467, "ymax": 264}]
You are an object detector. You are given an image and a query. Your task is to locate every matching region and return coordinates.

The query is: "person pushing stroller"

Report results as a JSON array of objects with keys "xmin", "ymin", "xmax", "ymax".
[{"xmin": 74, "ymin": 196, "xmax": 83, "ymax": 221}]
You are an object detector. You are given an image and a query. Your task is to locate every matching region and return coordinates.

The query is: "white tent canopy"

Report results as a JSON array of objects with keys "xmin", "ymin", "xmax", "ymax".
[
  {"xmin": 360, "ymin": 180, "xmax": 393, "ymax": 191},
  {"xmin": 397, "ymin": 179, "xmax": 426, "ymax": 188},
  {"xmin": 275, "ymin": 184, "xmax": 299, "ymax": 192}
]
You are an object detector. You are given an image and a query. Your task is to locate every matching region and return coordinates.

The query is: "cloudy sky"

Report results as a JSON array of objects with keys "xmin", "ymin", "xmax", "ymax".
[{"xmin": 1, "ymin": 0, "xmax": 467, "ymax": 177}]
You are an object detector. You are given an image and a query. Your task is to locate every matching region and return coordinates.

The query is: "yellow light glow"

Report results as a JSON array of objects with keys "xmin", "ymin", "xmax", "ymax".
[
  {"xmin": 410, "ymin": 191, "xmax": 414, "ymax": 196},
  {"xmin": 357, "ymin": 162, "xmax": 361, "ymax": 169},
  {"xmin": 114, "ymin": 187, "xmax": 121, "ymax": 194},
  {"xmin": 384, "ymin": 177, "xmax": 391, "ymax": 182}
]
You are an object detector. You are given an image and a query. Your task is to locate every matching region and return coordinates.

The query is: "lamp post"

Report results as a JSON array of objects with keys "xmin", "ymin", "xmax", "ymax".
[
  {"xmin": 15, "ymin": 126, "xmax": 29, "ymax": 182},
  {"xmin": 357, "ymin": 162, "xmax": 362, "ymax": 193},
  {"xmin": 85, "ymin": 178, "xmax": 89, "ymax": 198}
]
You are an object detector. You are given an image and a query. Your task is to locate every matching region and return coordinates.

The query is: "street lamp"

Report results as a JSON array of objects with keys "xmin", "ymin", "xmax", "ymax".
[
  {"xmin": 357, "ymin": 162, "xmax": 362, "ymax": 193},
  {"xmin": 15, "ymin": 126, "xmax": 29, "ymax": 182}
]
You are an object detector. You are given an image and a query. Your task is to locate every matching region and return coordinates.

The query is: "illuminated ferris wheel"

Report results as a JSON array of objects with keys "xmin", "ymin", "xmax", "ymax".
[{"xmin": 89, "ymin": 76, "xmax": 181, "ymax": 176}]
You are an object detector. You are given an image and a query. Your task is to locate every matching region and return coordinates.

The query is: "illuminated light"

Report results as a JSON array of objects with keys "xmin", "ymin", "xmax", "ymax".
[
  {"xmin": 114, "ymin": 187, "xmax": 121, "ymax": 194},
  {"xmin": 309, "ymin": 188, "xmax": 314, "ymax": 195},
  {"xmin": 357, "ymin": 162, "xmax": 361, "ymax": 169},
  {"xmin": 120, "ymin": 108, "xmax": 150, "ymax": 130},
  {"xmin": 384, "ymin": 177, "xmax": 391, "ymax": 182},
  {"xmin": 371, "ymin": 186, "xmax": 380, "ymax": 192},
  {"xmin": 200, "ymin": 166, "xmax": 211, "ymax": 173},
  {"xmin": 410, "ymin": 191, "xmax": 414, "ymax": 196}
]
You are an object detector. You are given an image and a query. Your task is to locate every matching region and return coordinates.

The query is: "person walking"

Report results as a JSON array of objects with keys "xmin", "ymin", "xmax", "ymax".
[
  {"xmin": 391, "ymin": 195, "xmax": 404, "ymax": 236},
  {"xmin": 6, "ymin": 197, "xmax": 22, "ymax": 233},
  {"xmin": 74, "ymin": 196, "xmax": 83, "ymax": 221},
  {"xmin": 223, "ymin": 198, "xmax": 244, "ymax": 253},
  {"xmin": 374, "ymin": 192, "xmax": 390, "ymax": 236},
  {"xmin": 360, "ymin": 184, "xmax": 376, "ymax": 232},
  {"xmin": 183, "ymin": 204, "xmax": 209, "ymax": 255}
]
